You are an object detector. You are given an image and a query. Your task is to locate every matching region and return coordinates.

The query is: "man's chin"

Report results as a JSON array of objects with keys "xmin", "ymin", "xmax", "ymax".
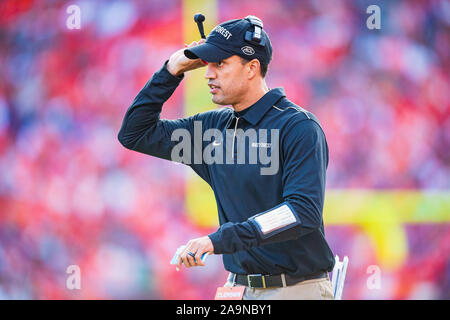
[{"xmin": 211, "ymin": 95, "xmax": 231, "ymax": 106}]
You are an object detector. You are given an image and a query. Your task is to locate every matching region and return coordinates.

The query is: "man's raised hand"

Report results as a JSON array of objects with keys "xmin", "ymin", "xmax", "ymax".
[{"xmin": 166, "ymin": 39, "xmax": 207, "ymax": 77}]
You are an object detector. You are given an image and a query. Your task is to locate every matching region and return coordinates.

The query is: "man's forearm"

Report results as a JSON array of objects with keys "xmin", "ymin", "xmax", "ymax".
[
  {"xmin": 208, "ymin": 201, "xmax": 319, "ymax": 255},
  {"xmin": 117, "ymin": 61, "xmax": 183, "ymax": 150}
]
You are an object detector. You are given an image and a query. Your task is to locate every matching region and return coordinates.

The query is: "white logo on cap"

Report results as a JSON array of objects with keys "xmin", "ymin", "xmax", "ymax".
[
  {"xmin": 213, "ymin": 26, "xmax": 232, "ymax": 40},
  {"xmin": 241, "ymin": 46, "xmax": 255, "ymax": 55}
]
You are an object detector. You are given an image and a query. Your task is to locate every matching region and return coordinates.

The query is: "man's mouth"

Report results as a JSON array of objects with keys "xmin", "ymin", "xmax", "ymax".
[{"xmin": 208, "ymin": 84, "xmax": 220, "ymax": 94}]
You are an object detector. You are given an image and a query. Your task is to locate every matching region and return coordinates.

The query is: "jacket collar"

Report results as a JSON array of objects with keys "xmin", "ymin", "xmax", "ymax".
[{"xmin": 227, "ymin": 88, "xmax": 286, "ymax": 128}]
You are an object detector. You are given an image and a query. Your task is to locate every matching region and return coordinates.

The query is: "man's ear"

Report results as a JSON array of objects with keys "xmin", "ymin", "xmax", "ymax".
[{"xmin": 247, "ymin": 59, "xmax": 261, "ymax": 79}]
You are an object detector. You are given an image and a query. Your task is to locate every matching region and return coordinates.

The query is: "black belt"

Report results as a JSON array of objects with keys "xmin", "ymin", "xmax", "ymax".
[{"xmin": 231, "ymin": 271, "xmax": 328, "ymax": 289}]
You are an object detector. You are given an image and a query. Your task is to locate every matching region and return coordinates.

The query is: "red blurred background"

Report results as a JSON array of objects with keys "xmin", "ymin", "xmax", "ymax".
[{"xmin": 0, "ymin": 0, "xmax": 448, "ymax": 299}]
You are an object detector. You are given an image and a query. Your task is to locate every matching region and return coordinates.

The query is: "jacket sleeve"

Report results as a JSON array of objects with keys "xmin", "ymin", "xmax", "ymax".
[
  {"xmin": 208, "ymin": 119, "xmax": 329, "ymax": 254},
  {"xmin": 118, "ymin": 61, "xmax": 211, "ymax": 183}
]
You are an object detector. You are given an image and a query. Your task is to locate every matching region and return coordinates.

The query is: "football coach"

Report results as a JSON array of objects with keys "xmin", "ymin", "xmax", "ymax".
[{"xmin": 118, "ymin": 16, "xmax": 335, "ymax": 300}]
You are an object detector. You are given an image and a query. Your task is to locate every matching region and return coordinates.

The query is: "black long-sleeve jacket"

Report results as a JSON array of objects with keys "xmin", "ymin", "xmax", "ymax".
[{"xmin": 118, "ymin": 62, "xmax": 335, "ymax": 277}]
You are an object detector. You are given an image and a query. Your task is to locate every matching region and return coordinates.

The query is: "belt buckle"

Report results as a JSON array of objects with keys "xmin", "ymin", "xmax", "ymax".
[{"xmin": 247, "ymin": 274, "xmax": 266, "ymax": 289}]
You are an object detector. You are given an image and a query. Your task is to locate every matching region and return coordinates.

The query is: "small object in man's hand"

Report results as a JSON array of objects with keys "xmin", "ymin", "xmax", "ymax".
[{"xmin": 170, "ymin": 245, "xmax": 209, "ymax": 268}]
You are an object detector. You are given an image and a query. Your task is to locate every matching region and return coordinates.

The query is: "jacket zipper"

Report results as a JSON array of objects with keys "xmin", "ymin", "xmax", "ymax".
[{"xmin": 231, "ymin": 117, "xmax": 239, "ymax": 159}]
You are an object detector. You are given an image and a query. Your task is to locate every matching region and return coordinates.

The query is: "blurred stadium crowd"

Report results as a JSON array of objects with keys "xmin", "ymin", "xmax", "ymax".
[{"xmin": 0, "ymin": 0, "xmax": 448, "ymax": 299}]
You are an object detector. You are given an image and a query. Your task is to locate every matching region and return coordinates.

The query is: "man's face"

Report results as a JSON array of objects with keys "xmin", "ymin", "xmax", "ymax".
[{"xmin": 205, "ymin": 55, "xmax": 249, "ymax": 106}]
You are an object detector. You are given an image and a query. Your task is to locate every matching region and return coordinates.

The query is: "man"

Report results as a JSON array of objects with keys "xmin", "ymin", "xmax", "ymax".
[{"xmin": 118, "ymin": 16, "xmax": 335, "ymax": 300}]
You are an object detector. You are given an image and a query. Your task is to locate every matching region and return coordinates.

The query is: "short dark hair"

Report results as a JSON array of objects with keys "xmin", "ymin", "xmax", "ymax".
[{"xmin": 239, "ymin": 57, "xmax": 269, "ymax": 78}]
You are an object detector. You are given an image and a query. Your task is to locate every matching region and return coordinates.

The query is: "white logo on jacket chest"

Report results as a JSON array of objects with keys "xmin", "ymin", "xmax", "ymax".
[
  {"xmin": 170, "ymin": 121, "xmax": 280, "ymax": 176},
  {"xmin": 251, "ymin": 142, "xmax": 271, "ymax": 148}
]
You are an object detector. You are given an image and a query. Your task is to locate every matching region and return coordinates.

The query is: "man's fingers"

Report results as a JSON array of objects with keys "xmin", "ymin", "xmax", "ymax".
[
  {"xmin": 187, "ymin": 246, "xmax": 200, "ymax": 267},
  {"xmin": 188, "ymin": 252, "xmax": 197, "ymax": 267},
  {"xmin": 195, "ymin": 251, "xmax": 205, "ymax": 266},
  {"xmin": 176, "ymin": 245, "xmax": 190, "ymax": 270},
  {"xmin": 187, "ymin": 41, "xmax": 198, "ymax": 48},
  {"xmin": 176, "ymin": 254, "xmax": 183, "ymax": 271},
  {"xmin": 187, "ymin": 39, "xmax": 205, "ymax": 49},
  {"xmin": 182, "ymin": 253, "xmax": 190, "ymax": 268},
  {"xmin": 174, "ymin": 237, "xmax": 213, "ymax": 270},
  {"xmin": 185, "ymin": 243, "xmax": 203, "ymax": 267},
  {"xmin": 181, "ymin": 243, "xmax": 196, "ymax": 268},
  {"xmin": 184, "ymin": 251, "xmax": 195, "ymax": 268}
]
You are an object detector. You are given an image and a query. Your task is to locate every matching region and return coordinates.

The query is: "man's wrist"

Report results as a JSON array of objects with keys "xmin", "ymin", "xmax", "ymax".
[
  {"xmin": 165, "ymin": 61, "xmax": 184, "ymax": 78},
  {"xmin": 207, "ymin": 233, "xmax": 221, "ymax": 254}
]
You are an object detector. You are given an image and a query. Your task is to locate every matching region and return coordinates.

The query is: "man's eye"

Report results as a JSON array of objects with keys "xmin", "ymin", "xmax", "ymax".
[{"xmin": 217, "ymin": 61, "xmax": 224, "ymax": 67}]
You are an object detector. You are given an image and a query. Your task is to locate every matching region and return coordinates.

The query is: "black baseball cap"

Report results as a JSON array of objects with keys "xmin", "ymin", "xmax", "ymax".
[{"xmin": 184, "ymin": 16, "xmax": 272, "ymax": 65}]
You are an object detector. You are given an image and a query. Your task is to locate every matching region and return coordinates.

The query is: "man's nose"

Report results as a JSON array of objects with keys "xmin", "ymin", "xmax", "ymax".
[{"xmin": 204, "ymin": 64, "xmax": 216, "ymax": 79}]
